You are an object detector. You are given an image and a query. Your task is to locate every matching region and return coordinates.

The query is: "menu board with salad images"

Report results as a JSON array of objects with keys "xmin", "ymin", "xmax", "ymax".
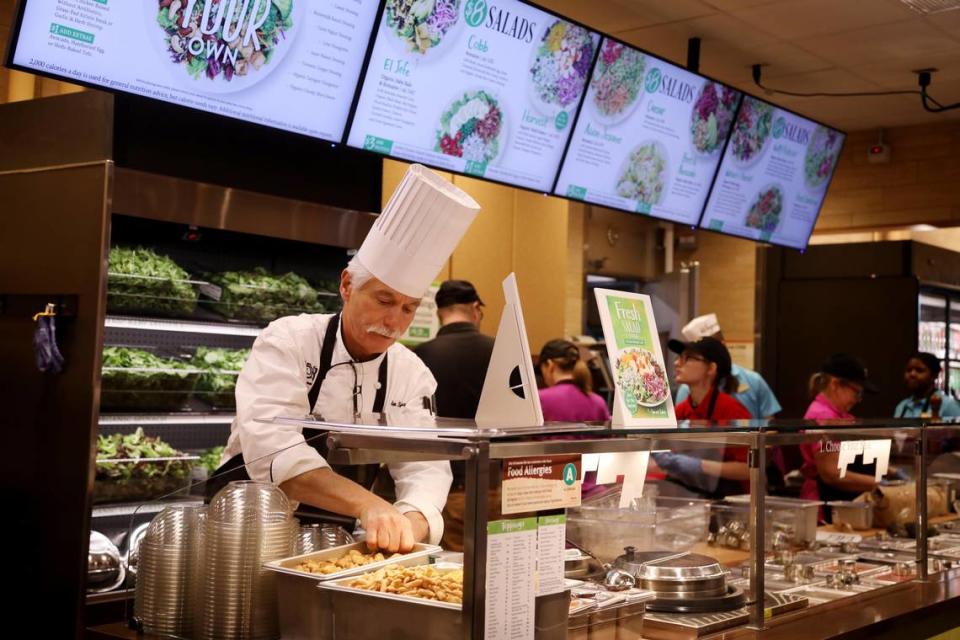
[
  {"xmin": 555, "ymin": 38, "xmax": 742, "ymax": 225},
  {"xmin": 699, "ymin": 96, "xmax": 845, "ymax": 249},
  {"xmin": 8, "ymin": 0, "xmax": 379, "ymax": 142},
  {"xmin": 346, "ymin": 0, "xmax": 600, "ymax": 191}
]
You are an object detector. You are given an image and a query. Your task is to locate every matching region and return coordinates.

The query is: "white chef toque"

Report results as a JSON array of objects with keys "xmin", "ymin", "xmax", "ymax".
[
  {"xmin": 356, "ymin": 164, "xmax": 481, "ymax": 298},
  {"xmin": 681, "ymin": 313, "xmax": 721, "ymax": 341}
]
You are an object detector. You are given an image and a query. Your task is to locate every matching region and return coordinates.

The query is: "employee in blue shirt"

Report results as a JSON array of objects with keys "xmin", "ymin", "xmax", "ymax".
[
  {"xmin": 673, "ymin": 314, "xmax": 781, "ymax": 419},
  {"xmin": 894, "ymin": 352, "xmax": 960, "ymax": 418}
]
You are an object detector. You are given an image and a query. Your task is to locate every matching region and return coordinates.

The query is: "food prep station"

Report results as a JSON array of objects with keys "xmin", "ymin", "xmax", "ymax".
[{"xmin": 83, "ymin": 415, "xmax": 960, "ymax": 640}]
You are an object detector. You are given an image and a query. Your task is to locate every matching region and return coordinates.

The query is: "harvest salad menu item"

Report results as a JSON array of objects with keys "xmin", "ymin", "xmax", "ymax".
[
  {"xmin": 347, "ymin": 0, "xmax": 599, "ymax": 191},
  {"xmin": 555, "ymin": 38, "xmax": 741, "ymax": 225},
  {"xmin": 700, "ymin": 96, "xmax": 845, "ymax": 250},
  {"xmin": 9, "ymin": 0, "xmax": 379, "ymax": 141}
]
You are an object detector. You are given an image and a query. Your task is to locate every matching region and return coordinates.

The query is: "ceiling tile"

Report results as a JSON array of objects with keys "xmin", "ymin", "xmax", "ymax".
[
  {"xmin": 700, "ymin": 41, "xmax": 834, "ymax": 86},
  {"xmin": 795, "ymin": 20, "xmax": 959, "ymax": 66},
  {"xmin": 539, "ymin": 0, "xmax": 717, "ymax": 33},
  {"xmin": 924, "ymin": 7, "xmax": 960, "ymax": 39},
  {"xmin": 700, "ymin": 0, "xmax": 790, "ymax": 10},
  {"xmin": 847, "ymin": 47, "xmax": 960, "ymax": 89},
  {"xmin": 615, "ymin": 22, "xmax": 695, "ymax": 65},
  {"xmin": 730, "ymin": 0, "xmax": 918, "ymax": 40}
]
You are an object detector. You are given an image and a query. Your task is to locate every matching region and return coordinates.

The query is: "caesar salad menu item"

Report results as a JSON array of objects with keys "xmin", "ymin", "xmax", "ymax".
[
  {"xmin": 700, "ymin": 96, "xmax": 845, "ymax": 250},
  {"xmin": 554, "ymin": 38, "xmax": 741, "ymax": 226}
]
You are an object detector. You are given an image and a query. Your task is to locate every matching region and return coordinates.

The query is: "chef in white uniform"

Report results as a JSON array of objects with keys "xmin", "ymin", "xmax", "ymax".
[{"xmin": 214, "ymin": 164, "xmax": 481, "ymax": 553}]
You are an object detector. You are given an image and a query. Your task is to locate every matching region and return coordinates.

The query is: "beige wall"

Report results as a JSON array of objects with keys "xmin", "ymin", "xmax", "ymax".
[
  {"xmin": 815, "ymin": 121, "xmax": 960, "ymax": 232},
  {"xmin": 381, "ymin": 160, "xmax": 583, "ymax": 355}
]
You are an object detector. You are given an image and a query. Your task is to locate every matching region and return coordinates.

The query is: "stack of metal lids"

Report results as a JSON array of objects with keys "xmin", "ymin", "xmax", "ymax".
[
  {"xmin": 294, "ymin": 522, "xmax": 355, "ymax": 556},
  {"xmin": 197, "ymin": 481, "xmax": 295, "ymax": 640},
  {"xmin": 134, "ymin": 504, "xmax": 207, "ymax": 636},
  {"xmin": 614, "ymin": 549, "xmax": 745, "ymax": 613}
]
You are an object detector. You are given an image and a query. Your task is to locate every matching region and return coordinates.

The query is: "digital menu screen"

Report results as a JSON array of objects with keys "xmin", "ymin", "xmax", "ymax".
[
  {"xmin": 346, "ymin": 0, "xmax": 600, "ymax": 192},
  {"xmin": 555, "ymin": 38, "xmax": 742, "ymax": 225},
  {"xmin": 699, "ymin": 96, "xmax": 845, "ymax": 250},
  {"xmin": 7, "ymin": 0, "xmax": 379, "ymax": 142}
]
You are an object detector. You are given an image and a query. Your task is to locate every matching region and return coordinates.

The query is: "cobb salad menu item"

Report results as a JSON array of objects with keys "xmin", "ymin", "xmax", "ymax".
[
  {"xmin": 9, "ymin": 0, "xmax": 379, "ymax": 141},
  {"xmin": 556, "ymin": 38, "xmax": 741, "ymax": 225},
  {"xmin": 593, "ymin": 288, "xmax": 676, "ymax": 428},
  {"xmin": 347, "ymin": 0, "xmax": 599, "ymax": 191},
  {"xmin": 700, "ymin": 96, "xmax": 845, "ymax": 249}
]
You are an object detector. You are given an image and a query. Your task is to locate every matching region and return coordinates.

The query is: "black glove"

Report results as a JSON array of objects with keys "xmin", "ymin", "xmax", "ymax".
[{"xmin": 34, "ymin": 316, "xmax": 65, "ymax": 373}]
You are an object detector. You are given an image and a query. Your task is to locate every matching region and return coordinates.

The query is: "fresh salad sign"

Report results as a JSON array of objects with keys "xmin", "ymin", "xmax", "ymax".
[{"xmin": 594, "ymin": 289, "xmax": 676, "ymax": 428}]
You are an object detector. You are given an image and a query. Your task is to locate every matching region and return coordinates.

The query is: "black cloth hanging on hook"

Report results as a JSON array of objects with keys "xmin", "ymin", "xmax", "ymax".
[{"xmin": 34, "ymin": 314, "xmax": 65, "ymax": 373}]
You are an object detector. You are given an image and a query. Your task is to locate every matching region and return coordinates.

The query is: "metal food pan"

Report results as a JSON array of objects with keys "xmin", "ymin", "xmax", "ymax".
[
  {"xmin": 264, "ymin": 541, "xmax": 441, "ymax": 582},
  {"xmin": 316, "ymin": 561, "xmax": 463, "ymax": 611}
]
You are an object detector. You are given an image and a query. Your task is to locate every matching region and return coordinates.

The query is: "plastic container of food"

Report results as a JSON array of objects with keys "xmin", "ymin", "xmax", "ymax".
[
  {"xmin": 725, "ymin": 495, "xmax": 823, "ymax": 545},
  {"xmin": 567, "ymin": 502, "xmax": 656, "ymax": 563},
  {"xmin": 827, "ymin": 501, "xmax": 874, "ymax": 530}
]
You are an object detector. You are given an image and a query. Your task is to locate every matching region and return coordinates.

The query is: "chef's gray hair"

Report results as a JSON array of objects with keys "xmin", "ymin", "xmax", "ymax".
[{"xmin": 345, "ymin": 256, "xmax": 375, "ymax": 291}]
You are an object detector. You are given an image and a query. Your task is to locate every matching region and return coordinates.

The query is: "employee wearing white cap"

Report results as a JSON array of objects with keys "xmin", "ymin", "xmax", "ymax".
[
  {"xmin": 210, "ymin": 165, "xmax": 481, "ymax": 553},
  {"xmin": 674, "ymin": 314, "xmax": 781, "ymax": 419}
]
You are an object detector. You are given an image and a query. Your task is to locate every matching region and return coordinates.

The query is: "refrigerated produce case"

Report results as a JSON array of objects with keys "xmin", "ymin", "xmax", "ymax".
[
  {"xmin": 0, "ymin": 90, "xmax": 380, "ymax": 636},
  {"xmin": 918, "ymin": 291, "xmax": 960, "ymax": 399}
]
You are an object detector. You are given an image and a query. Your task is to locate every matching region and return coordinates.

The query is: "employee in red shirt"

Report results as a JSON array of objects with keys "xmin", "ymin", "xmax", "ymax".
[{"xmin": 652, "ymin": 337, "xmax": 752, "ymax": 497}]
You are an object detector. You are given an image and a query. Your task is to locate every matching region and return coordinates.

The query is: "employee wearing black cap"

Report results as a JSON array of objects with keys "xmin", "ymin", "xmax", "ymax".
[
  {"xmin": 415, "ymin": 280, "xmax": 497, "ymax": 550},
  {"xmin": 651, "ymin": 337, "xmax": 751, "ymax": 498},
  {"xmin": 414, "ymin": 280, "xmax": 494, "ymax": 419},
  {"xmin": 800, "ymin": 353, "xmax": 879, "ymax": 506}
]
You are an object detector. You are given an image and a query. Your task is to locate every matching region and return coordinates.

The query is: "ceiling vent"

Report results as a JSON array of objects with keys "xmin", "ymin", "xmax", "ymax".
[{"xmin": 898, "ymin": 0, "xmax": 960, "ymax": 14}]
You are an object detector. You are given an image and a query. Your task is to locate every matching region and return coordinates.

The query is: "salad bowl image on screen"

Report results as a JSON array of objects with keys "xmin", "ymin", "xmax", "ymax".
[
  {"xmin": 616, "ymin": 140, "xmax": 669, "ymax": 210},
  {"xmin": 689, "ymin": 81, "xmax": 739, "ymax": 156},
  {"xmin": 729, "ymin": 96, "xmax": 774, "ymax": 168},
  {"xmin": 804, "ymin": 125, "xmax": 843, "ymax": 191},
  {"xmin": 743, "ymin": 183, "xmax": 785, "ymax": 234},
  {"xmin": 150, "ymin": 0, "xmax": 302, "ymax": 93},
  {"xmin": 380, "ymin": 0, "xmax": 463, "ymax": 60},
  {"xmin": 434, "ymin": 89, "xmax": 507, "ymax": 166},
  {"xmin": 527, "ymin": 18, "xmax": 596, "ymax": 118},
  {"xmin": 588, "ymin": 40, "xmax": 646, "ymax": 126}
]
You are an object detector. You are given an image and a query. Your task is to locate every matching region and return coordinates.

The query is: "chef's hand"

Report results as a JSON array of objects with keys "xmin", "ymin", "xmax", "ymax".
[{"xmin": 358, "ymin": 497, "xmax": 417, "ymax": 554}]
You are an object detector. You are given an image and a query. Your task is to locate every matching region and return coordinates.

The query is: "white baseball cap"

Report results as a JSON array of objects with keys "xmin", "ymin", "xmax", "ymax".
[
  {"xmin": 681, "ymin": 313, "xmax": 722, "ymax": 342},
  {"xmin": 356, "ymin": 164, "xmax": 481, "ymax": 298}
]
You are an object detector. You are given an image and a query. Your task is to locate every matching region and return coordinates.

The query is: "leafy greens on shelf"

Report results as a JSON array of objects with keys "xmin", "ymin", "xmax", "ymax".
[
  {"xmin": 192, "ymin": 347, "xmax": 250, "ymax": 407},
  {"xmin": 207, "ymin": 267, "xmax": 330, "ymax": 322},
  {"xmin": 199, "ymin": 446, "xmax": 226, "ymax": 475},
  {"xmin": 100, "ymin": 347, "xmax": 199, "ymax": 410},
  {"xmin": 96, "ymin": 428, "xmax": 192, "ymax": 480},
  {"xmin": 107, "ymin": 246, "xmax": 199, "ymax": 316}
]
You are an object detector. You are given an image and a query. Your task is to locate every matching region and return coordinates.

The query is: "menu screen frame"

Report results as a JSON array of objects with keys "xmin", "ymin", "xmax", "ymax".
[
  {"xmin": 696, "ymin": 91, "xmax": 846, "ymax": 251},
  {"xmin": 551, "ymin": 32, "xmax": 745, "ymax": 227},
  {"xmin": 4, "ymin": 0, "xmax": 383, "ymax": 145},
  {"xmin": 344, "ymin": 0, "xmax": 602, "ymax": 195}
]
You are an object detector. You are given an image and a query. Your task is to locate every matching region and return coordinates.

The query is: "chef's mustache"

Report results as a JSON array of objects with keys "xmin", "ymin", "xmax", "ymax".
[{"xmin": 366, "ymin": 324, "xmax": 402, "ymax": 340}]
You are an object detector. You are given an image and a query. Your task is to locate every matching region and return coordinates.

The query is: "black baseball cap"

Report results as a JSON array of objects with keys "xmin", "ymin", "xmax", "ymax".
[
  {"xmin": 821, "ymin": 353, "xmax": 878, "ymax": 393},
  {"xmin": 668, "ymin": 337, "xmax": 732, "ymax": 382},
  {"xmin": 435, "ymin": 280, "xmax": 484, "ymax": 308}
]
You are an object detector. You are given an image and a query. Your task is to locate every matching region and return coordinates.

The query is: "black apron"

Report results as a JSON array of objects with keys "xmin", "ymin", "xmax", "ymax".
[{"xmin": 205, "ymin": 314, "xmax": 387, "ymax": 526}]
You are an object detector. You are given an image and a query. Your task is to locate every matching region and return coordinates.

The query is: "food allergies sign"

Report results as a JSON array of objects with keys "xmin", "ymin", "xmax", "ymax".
[{"xmin": 594, "ymin": 289, "xmax": 676, "ymax": 428}]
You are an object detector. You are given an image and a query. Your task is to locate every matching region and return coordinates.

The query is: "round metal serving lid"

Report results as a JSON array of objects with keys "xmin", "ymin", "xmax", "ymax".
[{"xmin": 628, "ymin": 551, "xmax": 725, "ymax": 581}]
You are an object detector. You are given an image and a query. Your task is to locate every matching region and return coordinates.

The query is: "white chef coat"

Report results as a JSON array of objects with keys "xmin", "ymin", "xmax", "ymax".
[{"xmin": 223, "ymin": 313, "xmax": 452, "ymax": 544}]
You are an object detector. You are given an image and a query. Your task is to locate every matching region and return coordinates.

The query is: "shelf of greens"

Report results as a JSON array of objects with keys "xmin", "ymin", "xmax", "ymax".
[
  {"xmin": 555, "ymin": 38, "xmax": 741, "ymax": 225},
  {"xmin": 106, "ymin": 247, "xmax": 340, "ymax": 325},
  {"xmin": 100, "ymin": 346, "xmax": 249, "ymax": 412},
  {"xmin": 94, "ymin": 428, "xmax": 197, "ymax": 504},
  {"xmin": 348, "ymin": 0, "xmax": 599, "ymax": 191}
]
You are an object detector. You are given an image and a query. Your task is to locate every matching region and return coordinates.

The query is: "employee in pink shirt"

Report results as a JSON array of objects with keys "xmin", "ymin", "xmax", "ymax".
[
  {"xmin": 800, "ymin": 353, "xmax": 879, "ymax": 510},
  {"xmin": 537, "ymin": 339, "xmax": 610, "ymax": 422}
]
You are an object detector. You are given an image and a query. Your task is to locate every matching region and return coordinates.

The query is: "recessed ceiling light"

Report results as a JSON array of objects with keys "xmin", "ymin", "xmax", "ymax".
[{"xmin": 898, "ymin": 0, "xmax": 960, "ymax": 14}]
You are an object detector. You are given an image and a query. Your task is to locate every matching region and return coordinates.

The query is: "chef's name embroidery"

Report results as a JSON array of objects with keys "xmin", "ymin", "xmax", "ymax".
[{"xmin": 305, "ymin": 362, "xmax": 318, "ymax": 384}]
